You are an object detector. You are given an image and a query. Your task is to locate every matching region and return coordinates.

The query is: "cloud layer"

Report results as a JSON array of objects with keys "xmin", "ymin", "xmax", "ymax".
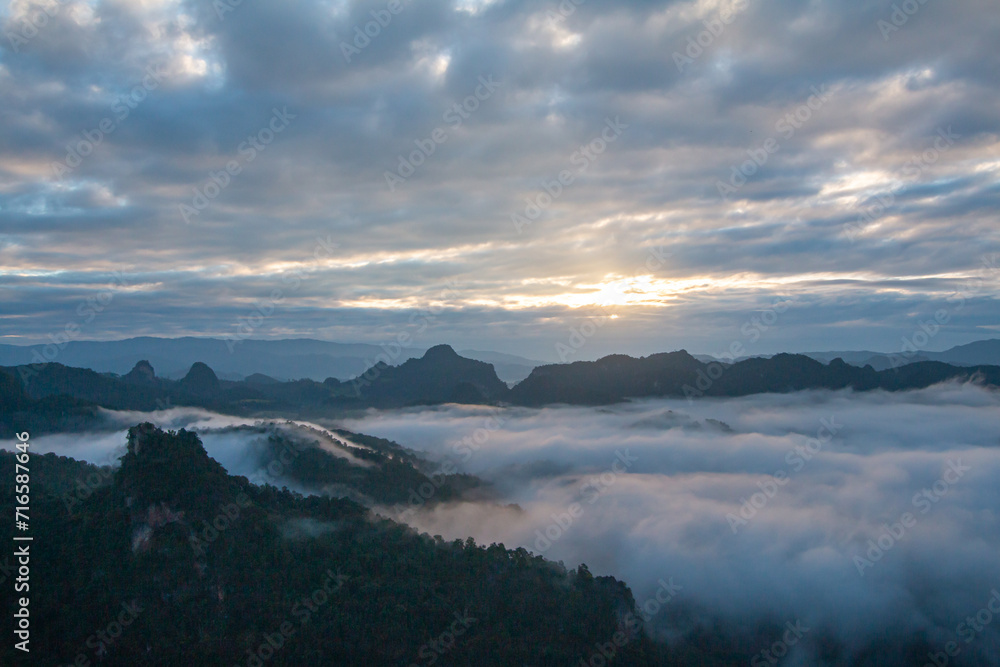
[
  {"xmin": 20, "ymin": 382, "xmax": 1000, "ymax": 662},
  {"xmin": 341, "ymin": 383, "xmax": 1000, "ymax": 663},
  {"xmin": 1, "ymin": 0, "xmax": 999, "ymax": 359}
]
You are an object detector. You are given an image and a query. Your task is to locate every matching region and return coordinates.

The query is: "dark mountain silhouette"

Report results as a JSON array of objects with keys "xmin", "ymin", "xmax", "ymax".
[
  {"xmin": 0, "ymin": 347, "xmax": 511, "ymax": 426},
  {"xmin": 934, "ymin": 338, "xmax": 1000, "ymax": 366},
  {"xmin": 3, "ymin": 347, "xmax": 998, "ymax": 427},
  {"xmin": 0, "ymin": 367, "xmax": 30, "ymax": 411},
  {"xmin": 0, "ymin": 336, "xmax": 412, "ymax": 381},
  {"xmin": 0, "ymin": 369, "xmax": 100, "ymax": 438},
  {"xmin": 123, "ymin": 359, "xmax": 157, "ymax": 384},
  {"xmin": 352, "ymin": 344, "xmax": 510, "ymax": 407},
  {"xmin": 509, "ymin": 351, "xmax": 1000, "ymax": 405},
  {"xmin": 800, "ymin": 338, "xmax": 1000, "ymax": 370},
  {"xmin": 458, "ymin": 348, "xmax": 546, "ymax": 384},
  {"xmin": 7, "ymin": 362, "xmax": 165, "ymax": 410},
  {"xmin": 859, "ymin": 353, "xmax": 931, "ymax": 371},
  {"xmin": 178, "ymin": 361, "xmax": 221, "ymax": 398},
  {"xmin": 0, "ymin": 425, "xmax": 658, "ymax": 665},
  {"xmin": 244, "ymin": 372, "xmax": 279, "ymax": 385},
  {"xmin": 508, "ymin": 351, "xmax": 704, "ymax": 406},
  {"xmin": 0, "ymin": 336, "xmax": 544, "ymax": 383}
]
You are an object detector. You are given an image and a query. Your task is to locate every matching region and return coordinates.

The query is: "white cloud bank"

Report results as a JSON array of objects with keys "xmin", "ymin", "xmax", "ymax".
[
  {"xmin": 18, "ymin": 383, "xmax": 1000, "ymax": 663},
  {"xmin": 342, "ymin": 383, "xmax": 1000, "ymax": 663}
]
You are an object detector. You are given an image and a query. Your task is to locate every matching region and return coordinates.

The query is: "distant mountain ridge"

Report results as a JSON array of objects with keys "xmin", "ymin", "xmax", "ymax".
[
  {"xmin": 731, "ymin": 338, "xmax": 1000, "ymax": 371},
  {"xmin": 0, "ymin": 336, "xmax": 542, "ymax": 384},
  {"xmin": 4, "ymin": 336, "xmax": 995, "ymax": 385},
  {"xmin": 509, "ymin": 351, "xmax": 1000, "ymax": 406},
  {"xmin": 3, "ymin": 345, "xmax": 999, "ymax": 437},
  {"xmin": 0, "ymin": 345, "xmax": 520, "ymax": 435}
]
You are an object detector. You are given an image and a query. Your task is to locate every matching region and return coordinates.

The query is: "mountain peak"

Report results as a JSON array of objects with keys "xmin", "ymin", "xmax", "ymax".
[
  {"xmin": 179, "ymin": 361, "xmax": 220, "ymax": 397},
  {"xmin": 118, "ymin": 423, "xmax": 231, "ymax": 506},
  {"xmin": 423, "ymin": 344, "xmax": 460, "ymax": 361},
  {"xmin": 349, "ymin": 344, "xmax": 508, "ymax": 405},
  {"xmin": 124, "ymin": 359, "xmax": 156, "ymax": 383}
]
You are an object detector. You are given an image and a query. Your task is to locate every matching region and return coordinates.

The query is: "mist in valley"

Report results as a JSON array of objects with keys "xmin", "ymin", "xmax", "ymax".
[{"xmin": 26, "ymin": 382, "xmax": 1000, "ymax": 664}]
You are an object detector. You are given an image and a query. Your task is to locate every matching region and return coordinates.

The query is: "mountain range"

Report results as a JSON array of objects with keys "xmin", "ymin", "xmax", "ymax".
[
  {"xmin": 697, "ymin": 338, "xmax": 1000, "ymax": 371},
  {"xmin": 3, "ymin": 344, "xmax": 999, "ymax": 437},
  {"xmin": 3, "ymin": 336, "xmax": 997, "ymax": 387},
  {"xmin": 0, "ymin": 337, "xmax": 545, "ymax": 384}
]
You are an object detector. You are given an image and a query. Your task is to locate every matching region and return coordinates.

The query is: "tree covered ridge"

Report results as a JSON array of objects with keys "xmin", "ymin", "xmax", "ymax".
[{"xmin": 0, "ymin": 424, "xmax": 659, "ymax": 666}]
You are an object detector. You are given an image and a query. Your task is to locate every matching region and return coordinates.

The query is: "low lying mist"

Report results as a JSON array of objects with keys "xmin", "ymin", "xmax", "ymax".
[
  {"xmin": 342, "ymin": 382, "xmax": 1000, "ymax": 665},
  {"xmin": 24, "ymin": 408, "xmax": 374, "ymax": 490},
  {"xmin": 21, "ymin": 383, "xmax": 1000, "ymax": 664}
]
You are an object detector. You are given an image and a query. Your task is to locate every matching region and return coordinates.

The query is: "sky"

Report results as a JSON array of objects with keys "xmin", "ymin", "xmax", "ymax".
[{"xmin": 1, "ymin": 0, "xmax": 998, "ymax": 362}]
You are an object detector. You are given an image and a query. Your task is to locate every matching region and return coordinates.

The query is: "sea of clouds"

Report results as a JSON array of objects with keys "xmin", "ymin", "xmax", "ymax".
[
  {"xmin": 339, "ymin": 383, "xmax": 1000, "ymax": 664},
  {"xmin": 20, "ymin": 383, "xmax": 1000, "ymax": 664}
]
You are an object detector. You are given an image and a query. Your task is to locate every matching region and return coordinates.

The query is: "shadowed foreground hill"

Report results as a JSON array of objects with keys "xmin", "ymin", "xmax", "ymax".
[{"xmin": 0, "ymin": 425, "xmax": 657, "ymax": 666}]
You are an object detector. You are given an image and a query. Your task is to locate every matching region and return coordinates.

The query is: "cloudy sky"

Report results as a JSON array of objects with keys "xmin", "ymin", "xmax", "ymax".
[{"xmin": 1, "ymin": 0, "xmax": 998, "ymax": 361}]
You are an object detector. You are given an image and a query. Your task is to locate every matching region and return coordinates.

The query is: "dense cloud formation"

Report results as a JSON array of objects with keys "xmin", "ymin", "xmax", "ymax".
[
  {"xmin": 340, "ymin": 383, "xmax": 1000, "ymax": 663},
  {"xmin": 1, "ymin": 0, "xmax": 999, "ymax": 359},
  {"xmin": 25, "ymin": 383, "xmax": 1000, "ymax": 662}
]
